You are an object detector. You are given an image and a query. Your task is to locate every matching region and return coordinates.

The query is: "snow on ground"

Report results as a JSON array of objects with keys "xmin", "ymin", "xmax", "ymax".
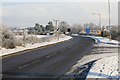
[
  {"xmin": 67, "ymin": 52, "xmax": 118, "ymax": 74},
  {"xmin": 85, "ymin": 35, "xmax": 119, "ymax": 45},
  {"xmin": 87, "ymin": 56, "xmax": 118, "ymax": 79},
  {"xmin": 83, "ymin": 35, "xmax": 120, "ymax": 48},
  {"xmin": 71, "ymin": 34, "xmax": 79, "ymax": 36},
  {"xmin": 15, "ymin": 35, "xmax": 53, "ymax": 38},
  {"xmin": 67, "ymin": 35, "xmax": 119, "ymax": 79},
  {"xmin": 85, "ymin": 36, "xmax": 119, "ymax": 79},
  {"xmin": 94, "ymin": 43, "xmax": 120, "ymax": 48},
  {"xmin": 35, "ymin": 35, "xmax": 53, "ymax": 38},
  {"xmin": 0, "ymin": 35, "xmax": 72, "ymax": 56}
]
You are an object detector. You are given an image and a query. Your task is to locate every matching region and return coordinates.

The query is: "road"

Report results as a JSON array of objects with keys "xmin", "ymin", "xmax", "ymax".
[{"xmin": 2, "ymin": 36, "xmax": 95, "ymax": 79}]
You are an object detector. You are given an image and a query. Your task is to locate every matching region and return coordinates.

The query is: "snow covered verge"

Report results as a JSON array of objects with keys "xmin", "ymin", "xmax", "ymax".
[
  {"xmin": 66, "ymin": 52, "xmax": 118, "ymax": 75},
  {"xmin": 66, "ymin": 35, "xmax": 119, "ymax": 79},
  {"xmin": 0, "ymin": 34, "xmax": 72, "ymax": 56},
  {"xmin": 85, "ymin": 36, "xmax": 119, "ymax": 79},
  {"xmin": 85, "ymin": 35, "xmax": 120, "ymax": 47},
  {"xmin": 87, "ymin": 56, "xmax": 118, "ymax": 79}
]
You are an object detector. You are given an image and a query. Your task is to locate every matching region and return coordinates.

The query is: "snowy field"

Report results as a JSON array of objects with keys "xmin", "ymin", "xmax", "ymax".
[{"xmin": 0, "ymin": 34, "xmax": 72, "ymax": 56}]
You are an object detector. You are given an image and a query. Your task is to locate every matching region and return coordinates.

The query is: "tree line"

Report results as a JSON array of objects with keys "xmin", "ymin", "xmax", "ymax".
[{"xmin": 28, "ymin": 21, "xmax": 101, "ymax": 35}]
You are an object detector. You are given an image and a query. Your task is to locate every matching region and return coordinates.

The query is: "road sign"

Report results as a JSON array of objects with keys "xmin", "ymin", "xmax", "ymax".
[{"xmin": 86, "ymin": 27, "xmax": 90, "ymax": 34}]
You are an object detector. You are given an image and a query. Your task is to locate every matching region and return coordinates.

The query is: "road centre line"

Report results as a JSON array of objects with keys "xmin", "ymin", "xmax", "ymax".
[
  {"xmin": 18, "ymin": 60, "xmax": 41, "ymax": 69},
  {"xmin": 46, "ymin": 52, "xmax": 57, "ymax": 58}
]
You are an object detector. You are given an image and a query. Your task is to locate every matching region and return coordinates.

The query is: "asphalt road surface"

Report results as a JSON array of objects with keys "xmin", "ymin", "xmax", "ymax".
[{"xmin": 2, "ymin": 36, "xmax": 95, "ymax": 79}]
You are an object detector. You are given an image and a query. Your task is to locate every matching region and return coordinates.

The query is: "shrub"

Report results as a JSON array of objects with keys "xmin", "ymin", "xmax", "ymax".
[
  {"xmin": 111, "ymin": 30, "xmax": 118, "ymax": 40},
  {"xmin": 26, "ymin": 35, "xmax": 39, "ymax": 44},
  {"xmin": 15, "ymin": 37, "xmax": 23, "ymax": 46},
  {"xmin": 25, "ymin": 35, "xmax": 56, "ymax": 44},
  {"xmin": 1, "ymin": 25, "xmax": 16, "ymax": 49}
]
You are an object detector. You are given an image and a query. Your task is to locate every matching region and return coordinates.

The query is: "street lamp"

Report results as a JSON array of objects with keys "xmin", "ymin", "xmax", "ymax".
[
  {"xmin": 108, "ymin": 0, "xmax": 111, "ymax": 40},
  {"xmin": 92, "ymin": 13, "xmax": 102, "ymax": 30},
  {"xmin": 0, "ymin": 25, "xmax": 2, "ymax": 49}
]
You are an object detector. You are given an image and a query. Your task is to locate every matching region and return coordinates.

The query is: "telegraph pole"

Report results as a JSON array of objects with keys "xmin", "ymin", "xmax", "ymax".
[
  {"xmin": 53, "ymin": 19, "xmax": 59, "ymax": 40},
  {"xmin": 23, "ymin": 27, "xmax": 27, "ymax": 47}
]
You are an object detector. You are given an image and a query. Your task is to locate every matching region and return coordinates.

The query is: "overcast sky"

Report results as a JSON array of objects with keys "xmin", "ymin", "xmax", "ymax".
[{"xmin": 0, "ymin": 0, "xmax": 119, "ymax": 27}]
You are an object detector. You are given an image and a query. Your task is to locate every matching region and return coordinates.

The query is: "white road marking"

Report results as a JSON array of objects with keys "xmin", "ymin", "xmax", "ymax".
[
  {"xmin": 18, "ymin": 52, "xmax": 58, "ymax": 69},
  {"xmin": 18, "ymin": 60, "xmax": 40, "ymax": 69},
  {"xmin": 46, "ymin": 53, "xmax": 57, "ymax": 58},
  {"xmin": 31, "ymin": 60, "xmax": 40, "ymax": 64},
  {"xmin": 18, "ymin": 64, "xmax": 30, "ymax": 69}
]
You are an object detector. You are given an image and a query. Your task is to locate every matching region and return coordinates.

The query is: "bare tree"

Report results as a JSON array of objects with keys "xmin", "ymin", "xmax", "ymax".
[
  {"xmin": 58, "ymin": 21, "xmax": 69, "ymax": 34},
  {"xmin": 71, "ymin": 24, "xmax": 83, "ymax": 34},
  {"xmin": 83, "ymin": 23, "xmax": 100, "ymax": 30}
]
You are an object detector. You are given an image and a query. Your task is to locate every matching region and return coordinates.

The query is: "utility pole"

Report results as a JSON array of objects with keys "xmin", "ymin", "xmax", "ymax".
[
  {"xmin": 108, "ymin": 0, "xmax": 111, "ymax": 40},
  {"xmin": 53, "ymin": 19, "xmax": 59, "ymax": 40},
  {"xmin": 23, "ymin": 28, "xmax": 27, "ymax": 47}
]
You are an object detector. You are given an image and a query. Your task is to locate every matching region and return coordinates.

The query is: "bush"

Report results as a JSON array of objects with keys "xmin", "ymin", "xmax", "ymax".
[
  {"xmin": 15, "ymin": 37, "xmax": 23, "ymax": 46},
  {"xmin": 26, "ymin": 35, "xmax": 39, "ymax": 44},
  {"xmin": 25, "ymin": 35, "xmax": 51, "ymax": 44},
  {"xmin": 1, "ymin": 25, "xmax": 16, "ymax": 49},
  {"xmin": 111, "ymin": 30, "xmax": 118, "ymax": 40},
  {"xmin": 3, "ymin": 37, "xmax": 16, "ymax": 49}
]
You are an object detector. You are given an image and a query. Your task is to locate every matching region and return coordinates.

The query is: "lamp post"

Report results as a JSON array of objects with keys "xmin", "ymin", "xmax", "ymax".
[
  {"xmin": 92, "ymin": 13, "xmax": 102, "ymax": 29},
  {"xmin": 108, "ymin": 0, "xmax": 111, "ymax": 40},
  {"xmin": 0, "ymin": 25, "xmax": 2, "ymax": 49}
]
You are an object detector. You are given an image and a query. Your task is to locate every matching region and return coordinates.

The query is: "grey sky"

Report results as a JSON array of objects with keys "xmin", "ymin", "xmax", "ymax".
[{"xmin": 0, "ymin": 1, "xmax": 118, "ymax": 27}]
